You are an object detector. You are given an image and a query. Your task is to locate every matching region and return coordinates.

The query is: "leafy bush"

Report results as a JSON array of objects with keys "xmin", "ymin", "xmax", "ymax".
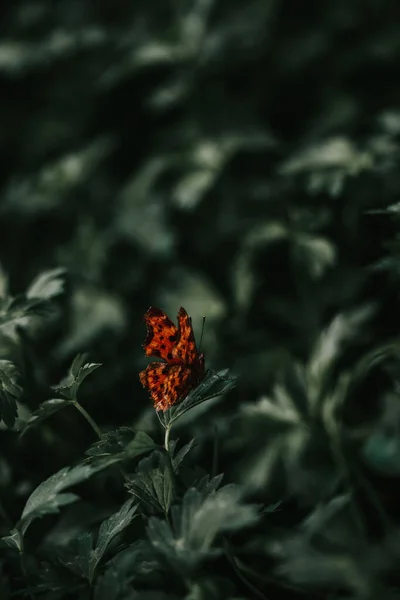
[{"xmin": 2, "ymin": 0, "xmax": 400, "ymax": 598}]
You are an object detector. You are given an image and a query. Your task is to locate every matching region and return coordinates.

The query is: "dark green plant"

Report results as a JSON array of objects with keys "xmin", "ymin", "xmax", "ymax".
[{"xmin": 2, "ymin": 0, "xmax": 400, "ymax": 598}]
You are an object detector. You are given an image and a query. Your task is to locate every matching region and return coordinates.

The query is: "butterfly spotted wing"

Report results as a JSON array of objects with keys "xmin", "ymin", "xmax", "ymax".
[{"xmin": 139, "ymin": 307, "xmax": 205, "ymax": 411}]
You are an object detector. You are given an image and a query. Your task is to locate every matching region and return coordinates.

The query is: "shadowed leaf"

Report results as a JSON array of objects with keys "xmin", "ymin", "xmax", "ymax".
[
  {"xmin": 17, "ymin": 463, "xmax": 105, "ymax": 536},
  {"xmin": 126, "ymin": 451, "xmax": 174, "ymax": 515},
  {"xmin": 0, "ymin": 360, "xmax": 22, "ymax": 429},
  {"xmin": 88, "ymin": 498, "xmax": 138, "ymax": 582},
  {"xmin": 19, "ymin": 398, "xmax": 70, "ymax": 435},
  {"xmin": 54, "ymin": 353, "xmax": 102, "ymax": 400},
  {"xmin": 86, "ymin": 428, "xmax": 158, "ymax": 464}
]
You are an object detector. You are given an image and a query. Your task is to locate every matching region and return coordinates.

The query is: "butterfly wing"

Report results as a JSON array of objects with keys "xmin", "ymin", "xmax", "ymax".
[
  {"xmin": 143, "ymin": 307, "xmax": 179, "ymax": 362},
  {"xmin": 171, "ymin": 307, "xmax": 199, "ymax": 364},
  {"xmin": 139, "ymin": 362, "xmax": 193, "ymax": 411}
]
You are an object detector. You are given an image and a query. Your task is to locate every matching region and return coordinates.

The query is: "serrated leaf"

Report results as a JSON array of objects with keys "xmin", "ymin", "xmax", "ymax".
[
  {"xmin": 126, "ymin": 451, "xmax": 174, "ymax": 515},
  {"xmin": 172, "ymin": 439, "xmax": 196, "ymax": 472},
  {"xmin": 147, "ymin": 484, "xmax": 258, "ymax": 572},
  {"xmin": 18, "ymin": 463, "xmax": 103, "ymax": 536},
  {"xmin": 26, "ymin": 267, "xmax": 66, "ymax": 300},
  {"xmin": 77, "ymin": 363, "xmax": 102, "ymax": 385},
  {"xmin": 159, "ymin": 369, "xmax": 237, "ymax": 428},
  {"xmin": 70, "ymin": 353, "xmax": 90, "ymax": 378},
  {"xmin": 88, "ymin": 498, "xmax": 138, "ymax": 582},
  {"xmin": 54, "ymin": 353, "xmax": 101, "ymax": 400},
  {"xmin": 86, "ymin": 428, "xmax": 158, "ymax": 464},
  {"xmin": 193, "ymin": 473, "xmax": 224, "ymax": 495},
  {"xmin": 0, "ymin": 360, "xmax": 22, "ymax": 429},
  {"xmin": 19, "ymin": 398, "xmax": 70, "ymax": 435}
]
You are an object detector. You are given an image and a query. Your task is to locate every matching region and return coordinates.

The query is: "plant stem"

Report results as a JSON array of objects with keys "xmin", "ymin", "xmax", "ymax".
[
  {"xmin": 72, "ymin": 400, "xmax": 102, "ymax": 439},
  {"xmin": 164, "ymin": 424, "xmax": 171, "ymax": 453}
]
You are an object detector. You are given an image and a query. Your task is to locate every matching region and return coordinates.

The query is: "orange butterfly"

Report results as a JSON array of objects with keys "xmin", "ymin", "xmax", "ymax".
[{"xmin": 139, "ymin": 307, "xmax": 205, "ymax": 411}]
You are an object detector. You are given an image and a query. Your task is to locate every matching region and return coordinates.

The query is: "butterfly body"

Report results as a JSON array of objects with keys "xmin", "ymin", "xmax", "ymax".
[{"xmin": 139, "ymin": 306, "xmax": 206, "ymax": 411}]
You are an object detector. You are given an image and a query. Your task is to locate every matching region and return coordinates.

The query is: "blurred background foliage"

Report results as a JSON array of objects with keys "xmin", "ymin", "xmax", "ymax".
[{"xmin": 2, "ymin": 0, "xmax": 400, "ymax": 597}]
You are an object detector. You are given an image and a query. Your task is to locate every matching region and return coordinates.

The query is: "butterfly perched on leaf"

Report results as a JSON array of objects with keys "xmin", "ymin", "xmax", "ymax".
[{"xmin": 139, "ymin": 307, "xmax": 206, "ymax": 411}]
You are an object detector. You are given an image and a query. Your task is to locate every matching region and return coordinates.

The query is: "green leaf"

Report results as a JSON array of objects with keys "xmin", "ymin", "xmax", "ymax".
[
  {"xmin": 96, "ymin": 541, "xmax": 159, "ymax": 596},
  {"xmin": 159, "ymin": 369, "xmax": 237, "ymax": 428},
  {"xmin": 147, "ymin": 483, "xmax": 259, "ymax": 572},
  {"xmin": 18, "ymin": 463, "xmax": 102, "ymax": 536},
  {"xmin": 0, "ymin": 268, "xmax": 66, "ymax": 329},
  {"xmin": 26, "ymin": 267, "xmax": 66, "ymax": 300},
  {"xmin": 86, "ymin": 428, "xmax": 158, "ymax": 464},
  {"xmin": 0, "ymin": 360, "xmax": 22, "ymax": 429},
  {"xmin": 193, "ymin": 473, "xmax": 224, "ymax": 495},
  {"xmin": 58, "ymin": 531, "xmax": 94, "ymax": 579},
  {"xmin": 171, "ymin": 439, "xmax": 196, "ymax": 472},
  {"xmin": 126, "ymin": 451, "xmax": 174, "ymax": 515},
  {"xmin": 88, "ymin": 498, "xmax": 138, "ymax": 582},
  {"xmin": 19, "ymin": 398, "xmax": 70, "ymax": 435},
  {"xmin": 307, "ymin": 306, "xmax": 375, "ymax": 412},
  {"xmin": 1, "ymin": 528, "xmax": 22, "ymax": 552},
  {"xmin": 70, "ymin": 353, "xmax": 89, "ymax": 377},
  {"xmin": 54, "ymin": 353, "xmax": 102, "ymax": 400}
]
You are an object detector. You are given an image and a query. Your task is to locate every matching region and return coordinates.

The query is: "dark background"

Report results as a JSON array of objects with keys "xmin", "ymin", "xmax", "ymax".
[{"xmin": 2, "ymin": 1, "xmax": 400, "ymax": 597}]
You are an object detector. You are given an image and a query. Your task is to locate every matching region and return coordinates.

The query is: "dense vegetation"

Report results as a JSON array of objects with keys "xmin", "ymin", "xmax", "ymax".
[{"xmin": 1, "ymin": 1, "xmax": 400, "ymax": 598}]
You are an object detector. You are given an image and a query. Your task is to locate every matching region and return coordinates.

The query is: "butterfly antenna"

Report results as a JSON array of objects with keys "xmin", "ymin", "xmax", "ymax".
[{"xmin": 198, "ymin": 316, "xmax": 206, "ymax": 352}]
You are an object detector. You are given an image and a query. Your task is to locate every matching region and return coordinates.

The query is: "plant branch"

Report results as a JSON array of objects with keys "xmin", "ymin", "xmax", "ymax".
[
  {"xmin": 72, "ymin": 399, "xmax": 102, "ymax": 439},
  {"xmin": 164, "ymin": 424, "xmax": 171, "ymax": 453}
]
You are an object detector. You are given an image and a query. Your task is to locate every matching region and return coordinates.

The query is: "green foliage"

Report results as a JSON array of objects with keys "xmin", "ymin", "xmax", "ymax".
[
  {"xmin": 56, "ymin": 498, "xmax": 138, "ymax": 584},
  {"xmin": 126, "ymin": 451, "xmax": 175, "ymax": 515},
  {"xmin": 0, "ymin": 267, "xmax": 66, "ymax": 327},
  {"xmin": 18, "ymin": 353, "xmax": 102, "ymax": 435},
  {"xmin": 54, "ymin": 353, "xmax": 102, "ymax": 401},
  {"xmin": 86, "ymin": 428, "xmax": 158, "ymax": 465},
  {"xmin": 2, "ymin": 0, "xmax": 400, "ymax": 598},
  {"xmin": 20, "ymin": 398, "xmax": 70, "ymax": 434},
  {"xmin": 17, "ymin": 463, "xmax": 102, "ymax": 536},
  {"xmin": 88, "ymin": 498, "xmax": 138, "ymax": 582},
  {"xmin": 0, "ymin": 360, "xmax": 22, "ymax": 428},
  {"xmin": 147, "ymin": 483, "xmax": 259, "ymax": 573},
  {"xmin": 157, "ymin": 369, "xmax": 237, "ymax": 428},
  {"xmin": 170, "ymin": 438, "xmax": 196, "ymax": 472}
]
